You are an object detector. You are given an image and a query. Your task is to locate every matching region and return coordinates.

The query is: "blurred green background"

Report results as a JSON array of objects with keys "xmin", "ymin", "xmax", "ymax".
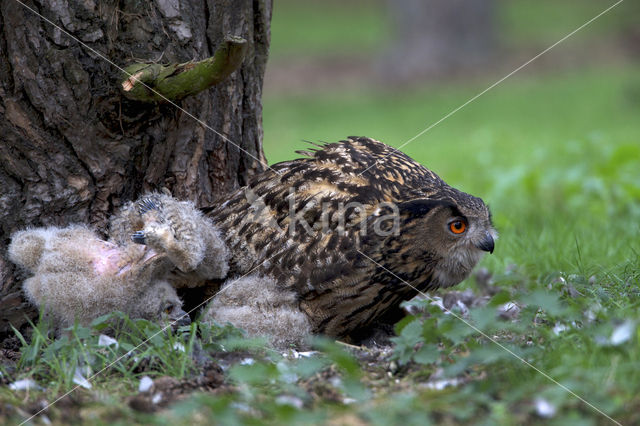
[{"xmin": 262, "ymin": 0, "xmax": 640, "ymax": 280}]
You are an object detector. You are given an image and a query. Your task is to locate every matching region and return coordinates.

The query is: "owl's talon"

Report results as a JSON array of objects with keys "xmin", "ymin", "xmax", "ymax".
[
  {"xmin": 138, "ymin": 198, "xmax": 160, "ymax": 215},
  {"xmin": 131, "ymin": 231, "xmax": 147, "ymax": 245}
]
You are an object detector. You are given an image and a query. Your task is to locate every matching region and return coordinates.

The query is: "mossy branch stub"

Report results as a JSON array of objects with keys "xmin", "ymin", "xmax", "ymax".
[{"xmin": 120, "ymin": 36, "xmax": 247, "ymax": 103}]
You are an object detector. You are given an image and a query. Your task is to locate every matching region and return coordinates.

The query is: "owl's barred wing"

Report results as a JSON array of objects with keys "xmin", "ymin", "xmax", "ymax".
[{"xmin": 209, "ymin": 181, "xmax": 370, "ymax": 291}]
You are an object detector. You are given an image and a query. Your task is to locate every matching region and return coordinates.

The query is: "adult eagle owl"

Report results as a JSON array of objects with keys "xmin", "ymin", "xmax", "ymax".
[{"xmin": 204, "ymin": 136, "xmax": 496, "ymax": 341}]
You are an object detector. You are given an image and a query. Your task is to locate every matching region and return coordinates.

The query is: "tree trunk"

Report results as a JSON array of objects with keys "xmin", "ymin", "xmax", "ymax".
[
  {"xmin": 382, "ymin": 0, "xmax": 495, "ymax": 83},
  {"xmin": 0, "ymin": 0, "xmax": 272, "ymax": 337}
]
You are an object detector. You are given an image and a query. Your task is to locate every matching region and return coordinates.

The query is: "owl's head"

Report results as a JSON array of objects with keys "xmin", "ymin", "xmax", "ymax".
[
  {"xmin": 391, "ymin": 191, "xmax": 496, "ymax": 288},
  {"xmin": 134, "ymin": 280, "xmax": 190, "ymax": 328}
]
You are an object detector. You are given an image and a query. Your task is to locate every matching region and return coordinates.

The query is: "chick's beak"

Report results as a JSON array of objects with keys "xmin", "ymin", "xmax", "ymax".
[
  {"xmin": 171, "ymin": 308, "xmax": 192, "ymax": 327},
  {"xmin": 475, "ymin": 232, "xmax": 495, "ymax": 254}
]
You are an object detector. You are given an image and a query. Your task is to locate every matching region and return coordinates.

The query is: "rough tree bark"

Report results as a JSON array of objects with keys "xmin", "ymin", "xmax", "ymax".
[{"xmin": 0, "ymin": 0, "xmax": 272, "ymax": 337}]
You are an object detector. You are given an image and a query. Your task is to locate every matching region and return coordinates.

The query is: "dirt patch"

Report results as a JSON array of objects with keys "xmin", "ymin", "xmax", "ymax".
[{"xmin": 128, "ymin": 361, "xmax": 229, "ymax": 413}]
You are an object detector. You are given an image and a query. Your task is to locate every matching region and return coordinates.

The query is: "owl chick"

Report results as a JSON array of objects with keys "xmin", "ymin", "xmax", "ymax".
[
  {"xmin": 7, "ymin": 225, "xmax": 187, "ymax": 330},
  {"xmin": 7, "ymin": 193, "xmax": 230, "ymax": 331},
  {"xmin": 204, "ymin": 137, "xmax": 496, "ymax": 341},
  {"xmin": 113, "ymin": 192, "xmax": 230, "ymax": 287},
  {"xmin": 202, "ymin": 274, "xmax": 312, "ymax": 349}
]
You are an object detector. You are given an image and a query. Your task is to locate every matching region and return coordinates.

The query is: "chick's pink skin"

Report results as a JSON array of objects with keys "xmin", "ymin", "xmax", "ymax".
[{"xmin": 88, "ymin": 239, "xmax": 159, "ymax": 277}]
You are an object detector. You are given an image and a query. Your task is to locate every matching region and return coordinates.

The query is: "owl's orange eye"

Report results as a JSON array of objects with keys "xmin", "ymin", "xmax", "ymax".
[{"xmin": 449, "ymin": 220, "xmax": 467, "ymax": 234}]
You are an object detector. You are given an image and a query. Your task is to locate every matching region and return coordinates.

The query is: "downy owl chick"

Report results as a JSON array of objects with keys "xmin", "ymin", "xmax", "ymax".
[
  {"xmin": 7, "ymin": 192, "xmax": 230, "ymax": 331},
  {"xmin": 7, "ymin": 225, "xmax": 188, "ymax": 330},
  {"xmin": 202, "ymin": 274, "xmax": 312, "ymax": 349},
  {"xmin": 119, "ymin": 192, "xmax": 230, "ymax": 287}
]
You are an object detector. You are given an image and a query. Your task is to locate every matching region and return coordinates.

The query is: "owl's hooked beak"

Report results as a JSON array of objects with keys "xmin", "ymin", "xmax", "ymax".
[{"xmin": 475, "ymin": 232, "xmax": 495, "ymax": 254}]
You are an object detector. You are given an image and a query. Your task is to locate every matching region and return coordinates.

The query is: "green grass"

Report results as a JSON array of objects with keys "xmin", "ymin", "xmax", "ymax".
[{"xmin": 6, "ymin": 312, "xmax": 200, "ymax": 393}]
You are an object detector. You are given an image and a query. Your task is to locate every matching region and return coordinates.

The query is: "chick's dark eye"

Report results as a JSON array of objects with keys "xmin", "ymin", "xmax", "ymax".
[
  {"xmin": 165, "ymin": 304, "xmax": 174, "ymax": 314},
  {"xmin": 449, "ymin": 220, "xmax": 466, "ymax": 234}
]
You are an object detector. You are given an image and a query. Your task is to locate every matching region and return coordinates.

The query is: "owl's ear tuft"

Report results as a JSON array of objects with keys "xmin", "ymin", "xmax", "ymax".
[{"xmin": 398, "ymin": 198, "xmax": 460, "ymax": 217}]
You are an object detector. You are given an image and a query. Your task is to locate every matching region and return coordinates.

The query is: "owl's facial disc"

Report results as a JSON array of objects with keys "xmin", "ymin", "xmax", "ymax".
[
  {"xmin": 429, "ymin": 211, "xmax": 494, "ymax": 288},
  {"xmin": 447, "ymin": 200, "xmax": 496, "ymax": 255}
]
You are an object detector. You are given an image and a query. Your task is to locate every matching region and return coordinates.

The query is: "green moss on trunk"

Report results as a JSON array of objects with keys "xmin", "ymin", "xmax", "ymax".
[{"xmin": 120, "ymin": 36, "xmax": 247, "ymax": 103}]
